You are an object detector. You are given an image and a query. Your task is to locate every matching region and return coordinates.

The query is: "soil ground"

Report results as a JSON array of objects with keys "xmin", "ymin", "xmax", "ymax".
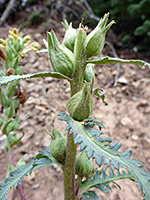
[{"xmin": 0, "ymin": 19, "xmax": 150, "ymax": 200}]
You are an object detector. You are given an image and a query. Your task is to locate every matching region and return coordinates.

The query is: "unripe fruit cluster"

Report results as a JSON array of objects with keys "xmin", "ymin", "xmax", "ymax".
[
  {"xmin": 47, "ymin": 13, "xmax": 114, "ymax": 121},
  {"xmin": 49, "ymin": 127, "xmax": 94, "ymax": 178}
]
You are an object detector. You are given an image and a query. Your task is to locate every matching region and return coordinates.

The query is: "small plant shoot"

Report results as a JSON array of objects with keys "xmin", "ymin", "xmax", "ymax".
[{"xmin": 0, "ymin": 13, "xmax": 150, "ymax": 200}]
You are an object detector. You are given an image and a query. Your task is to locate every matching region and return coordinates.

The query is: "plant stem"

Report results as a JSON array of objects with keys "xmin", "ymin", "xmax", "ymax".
[
  {"xmin": 64, "ymin": 132, "xmax": 77, "ymax": 200},
  {"xmin": 75, "ymin": 176, "xmax": 82, "ymax": 197},
  {"xmin": 63, "ymin": 26, "xmax": 86, "ymax": 200},
  {"xmin": 9, "ymin": 150, "xmax": 26, "ymax": 200}
]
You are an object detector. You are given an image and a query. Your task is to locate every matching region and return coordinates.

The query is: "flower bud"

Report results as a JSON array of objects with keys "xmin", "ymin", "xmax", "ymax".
[
  {"xmin": 62, "ymin": 20, "xmax": 76, "ymax": 52},
  {"xmin": 23, "ymin": 35, "xmax": 31, "ymax": 43},
  {"xmin": 67, "ymin": 81, "xmax": 93, "ymax": 121},
  {"xmin": 6, "ymin": 68, "xmax": 15, "ymax": 76},
  {"xmin": 85, "ymin": 13, "xmax": 115, "ymax": 58},
  {"xmin": 75, "ymin": 151, "xmax": 94, "ymax": 178},
  {"xmin": 0, "ymin": 38, "xmax": 6, "ymax": 47},
  {"xmin": 47, "ymin": 30, "xmax": 75, "ymax": 77},
  {"xmin": 49, "ymin": 126, "xmax": 67, "ymax": 164}
]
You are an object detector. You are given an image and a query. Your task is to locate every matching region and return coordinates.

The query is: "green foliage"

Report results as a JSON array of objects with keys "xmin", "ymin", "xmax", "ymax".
[
  {"xmin": 58, "ymin": 112, "xmax": 150, "ymax": 199},
  {"xmin": 87, "ymin": 56, "xmax": 150, "ymax": 68},
  {"xmin": 87, "ymin": 0, "xmax": 150, "ymax": 51},
  {"xmin": 0, "ymin": 147, "xmax": 53, "ymax": 200},
  {"xmin": 79, "ymin": 167, "xmax": 133, "ymax": 199},
  {"xmin": 0, "ymin": 71, "xmax": 72, "ymax": 86},
  {"xmin": 28, "ymin": 10, "xmax": 44, "ymax": 26}
]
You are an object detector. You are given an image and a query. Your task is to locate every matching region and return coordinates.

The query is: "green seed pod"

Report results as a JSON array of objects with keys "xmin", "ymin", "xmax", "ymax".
[
  {"xmin": 84, "ymin": 63, "xmax": 95, "ymax": 92},
  {"xmin": 62, "ymin": 20, "xmax": 76, "ymax": 52},
  {"xmin": 75, "ymin": 151, "xmax": 94, "ymax": 178},
  {"xmin": 47, "ymin": 30, "xmax": 75, "ymax": 78},
  {"xmin": 85, "ymin": 13, "xmax": 115, "ymax": 58},
  {"xmin": 50, "ymin": 126, "xmax": 67, "ymax": 164},
  {"xmin": 67, "ymin": 81, "xmax": 93, "ymax": 121}
]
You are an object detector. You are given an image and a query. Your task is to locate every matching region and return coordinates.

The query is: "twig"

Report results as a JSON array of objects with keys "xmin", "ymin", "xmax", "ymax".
[
  {"xmin": 0, "ymin": 0, "xmax": 16, "ymax": 26},
  {"xmin": 105, "ymin": 41, "xmax": 121, "ymax": 86},
  {"xmin": 75, "ymin": 176, "xmax": 82, "ymax": 197},
  {"xmin": 82, "ymin": 0, "xmax": 100, "ymax": 21}
]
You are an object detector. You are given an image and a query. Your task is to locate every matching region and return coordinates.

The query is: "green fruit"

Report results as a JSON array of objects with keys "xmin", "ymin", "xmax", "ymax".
[
  {"xmin": 84, "ymin": 63, "xmax": 95, "ymax": 92},
  {"xmin": 75, "ymin": 151, "xmax": 94, "ymax": 178},
  {"xmin": 67, "ymin": 81, "xmax": 93, "ymax": 121},
  {"xmin": 62, "ymin": 20, "xmax": 76, "ymax": 52},
  {"xmin": 85, "ymin": 13, "xmax": 115, "ymax": 58},
  {"xmin": 49, "ymin": 126, "xmax": 67, "ymax": 164},
  {"xmin": 47, "ymin": 30, "xmax": 75, "ymax": 78}
]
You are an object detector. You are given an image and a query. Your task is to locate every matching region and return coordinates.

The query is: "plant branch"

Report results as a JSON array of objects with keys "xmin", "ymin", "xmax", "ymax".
[{"xmin": 75, "ymin": 176, "xmax": 82, "ymax": 197}]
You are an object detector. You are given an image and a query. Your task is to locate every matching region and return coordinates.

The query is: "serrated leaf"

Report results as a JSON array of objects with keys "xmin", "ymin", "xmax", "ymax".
[
  {"xmin": 93, "ymin": 88, "xmax": 108, "ymax": 106},
  {"xmin": 78, "ymin": 167, "xmax": 133, "ymax": 198},
  {"xmin": 87, "ymin": 56, "xmax": 150, "ymax": 68},
  {"xmin": 0, "ymin": 147, "xmax": 53, "ymax": 200},
  {"xmin": 58, "ymin": 112, "xmax": 150, "ymax": 199},
  {"xmin": 84, "ymin": 117, "xmax": 105, "ymax": 129},
  {"xmin": 0, "ymin": 71, "xmax": 72, "ymax": 86},
  {"xmin": 82, "ymin": 191, "xmax": 99, "ymax": 200}
]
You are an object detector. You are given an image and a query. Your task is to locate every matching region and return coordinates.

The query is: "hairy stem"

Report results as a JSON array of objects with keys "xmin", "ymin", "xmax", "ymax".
[
  {"xmin": 64, "ymin": 132, "xmax": 77, "ymax": 200},
  {"xmin": 63, "ymin": 26, "xmax": 86, "ymax": 200}
]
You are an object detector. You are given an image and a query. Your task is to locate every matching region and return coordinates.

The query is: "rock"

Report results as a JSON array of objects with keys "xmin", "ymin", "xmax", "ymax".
[
  {"xmin": 140, "ymin": 138, "xmax": 150, "ymax": 150},
  {"xmin": 131, "ymin": 135, "xmax": 138, "ymax": 140},
  {"xmin": 34, "ymin": 33, "xmax": 42, "ymax": 41},
  {"xmin": 32, "ymin": 183, "xmax": 39, "ymax": 190},
  {"xmin": 118, "ymin": 76, "xmax": 128, "ymax": 84},
  {"xmin": 120, "ymin": 117, "xmax": 134, "ymax": 129}
]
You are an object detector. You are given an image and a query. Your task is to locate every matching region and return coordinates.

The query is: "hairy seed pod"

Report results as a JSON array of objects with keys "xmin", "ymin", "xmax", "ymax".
[
  {"xmin": 84, "ymin": 63, "xmax": 95, "ymax": 92},
  {"xmin": 62, "ymin": 20, "xmax": 76, "ymax": 52},
  {"xmin": 75, "ymin": 151, "xmax": 94, "ymax": 178},
  {"xmin": 50, "ymin": 126, "xmax": 67, "ymax": 164},
  {"xmin": 67, "ymin": 81, "xmax": 93, "ymax": 121},
  {"xmin": 85, "ymin": 13, "xmax": 115, "ymax": 58},
  {"xmin": 47, "ymin": 30, "xmax": 75, "ymax": 78}
]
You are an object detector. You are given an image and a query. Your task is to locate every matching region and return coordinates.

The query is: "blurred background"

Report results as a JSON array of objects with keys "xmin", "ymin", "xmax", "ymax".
[{"xmin": 0, "ymin": 0, "xmax": 150, "ymax": 54}]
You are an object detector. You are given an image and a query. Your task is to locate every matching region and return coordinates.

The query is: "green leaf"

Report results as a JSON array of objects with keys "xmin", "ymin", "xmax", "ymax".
[
  {"xmin": 93, "ymin": 88, "xmax": 108, "ymax": 106},
  {"xmin": 82, "ymin": 191, "xmax": 99, "ymax": 200},
  {"xmin": 9, "ymin": 132, "xmax": 25, "ymax": 148},
  {"xmin": 0, "ymin": 71, "xmax": 72, "ymax": 86},
  {"xmin": 0, "ymin": 147, "xmax": 53, "ymax": 200},
  {"xmin": 58, "ymin": 112, "xmax": 150, "ymax": 200},
  {"xmin": 87, "ymin": 56, "xmax": 150, "ymax": 68},
  {"xmin": 36, "ymin": 49, "xmax": 48, "ymax": 53},
  {"xmin": 78, "ymin": 167, "xmax": 133, "ymax": 198}
]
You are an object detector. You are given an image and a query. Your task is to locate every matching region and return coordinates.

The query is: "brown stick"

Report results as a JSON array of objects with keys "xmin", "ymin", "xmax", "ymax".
[{"xmin": 0, "ymin": 0, "xmax": 16, "ymax": 26}]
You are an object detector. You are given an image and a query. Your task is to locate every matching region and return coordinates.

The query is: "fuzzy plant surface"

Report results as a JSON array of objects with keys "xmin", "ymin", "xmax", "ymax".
[{"xmin": 0, "ymin": 13, "xmax": 150, "ymax": 200}]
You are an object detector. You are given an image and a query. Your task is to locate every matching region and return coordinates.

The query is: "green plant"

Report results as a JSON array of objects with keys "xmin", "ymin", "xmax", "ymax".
[
  {"xmin": 0, "ymin": 13, "xmax": 150, "ymax": 200},
  {"xmin": 28, "ymin": 10, "xmax": 44, "ymax": 26},
  {"xmin": 0, "ymin": 28, "xmax": 39, "ymax": 199},
  {"xmin": 87, "ymin": 0, "xmax": 150, "ymax": 51}
]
